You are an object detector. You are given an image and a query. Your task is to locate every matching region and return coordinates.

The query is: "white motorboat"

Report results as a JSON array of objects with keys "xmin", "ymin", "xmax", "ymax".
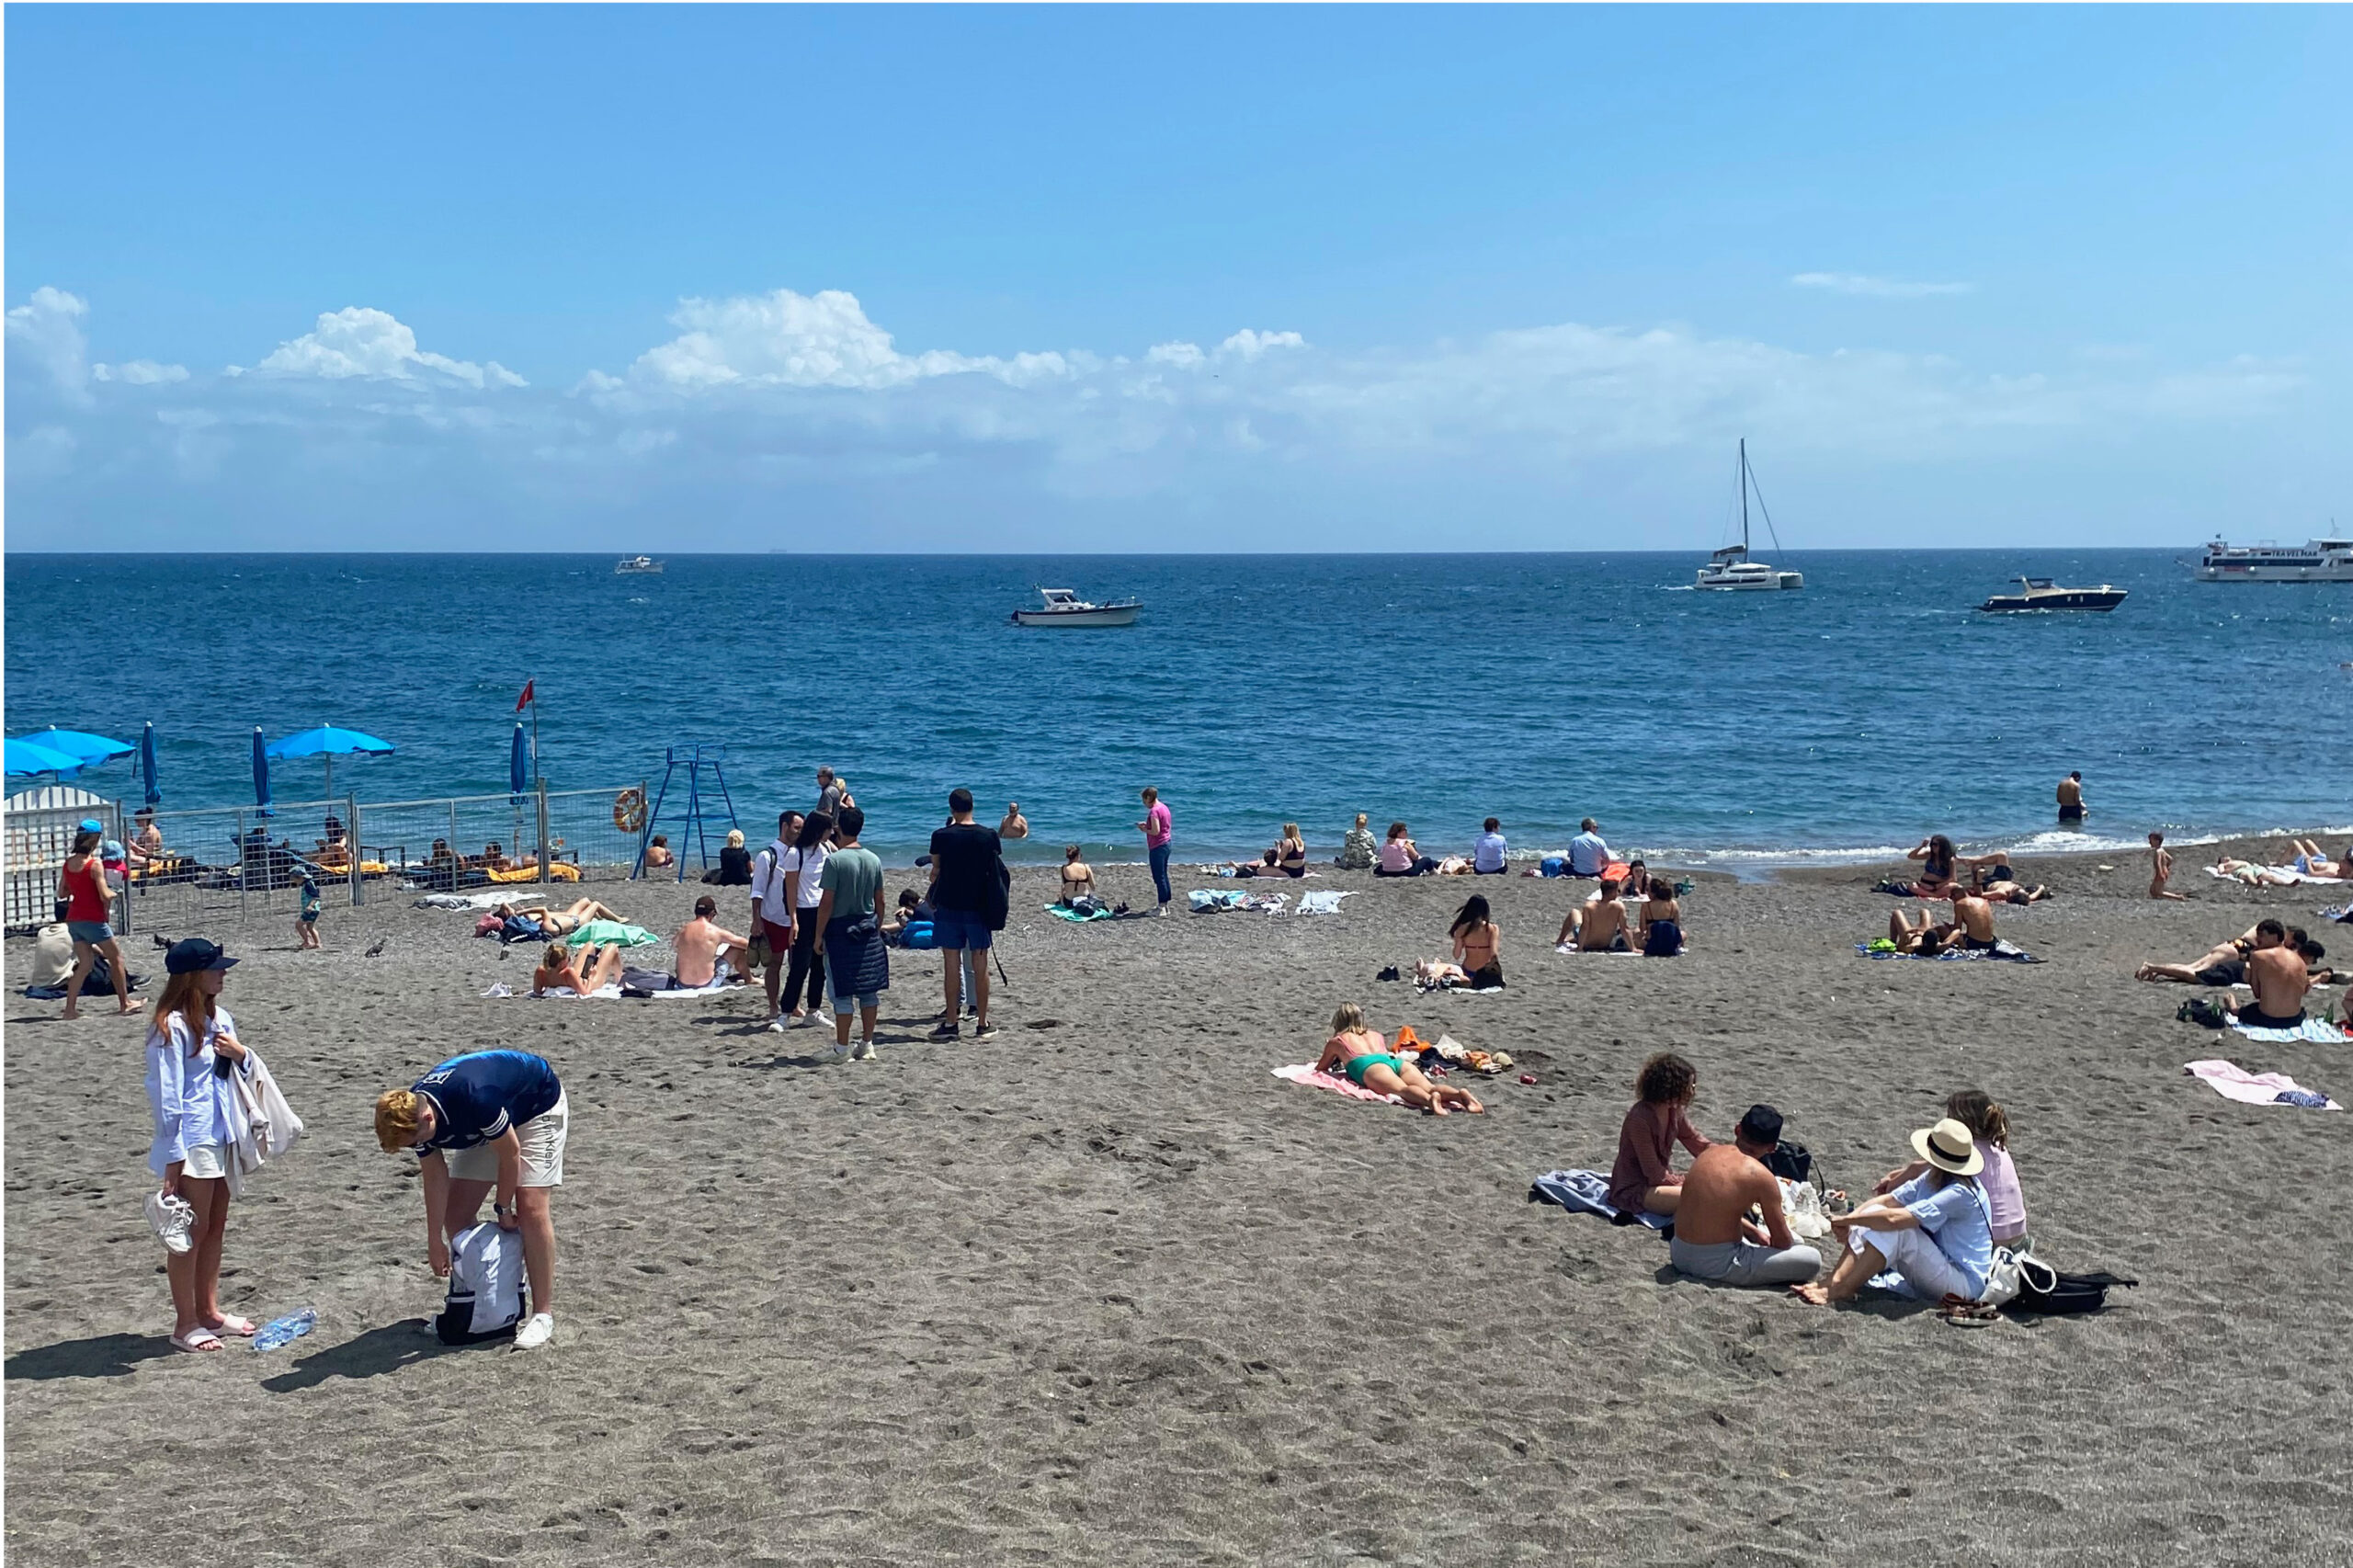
[
  {"xmin": 1978, "ymin": 576, "xmax": 2128, "ymax": 613},
  {"xmin": 614, "ymin": 555, "xmax": 664, "ymax": 574},
  {"xmin": 1009, "ymin": 587, "xmax": 1141, "ymax": 628},
  {"xmin": 2195, "ymin": 535, "xmax": 2353, "ymax": 583},
  {"xmin": 1695, "ymin": 440, "xmax": 1803, "ymax": 591}
]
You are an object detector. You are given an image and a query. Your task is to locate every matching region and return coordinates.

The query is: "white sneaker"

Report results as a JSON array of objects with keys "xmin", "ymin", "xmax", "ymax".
[
  {"xmin": 144, "ymin": 1189, "xmax": 195, "ymax": 1255},
  {"xmin": 850, "ymin": 1039, "xmax": 878, "ymax": 1062},
  {"xmin": 767, "ymin": 1017, "xmax": 787, "ymax": 1033},
  {"xmin": 513, "ymin": 1312, "xmax": 554, "ymax": 1350},
  {"xmin": 824, "ymin": 1040, "xmax": 851, "ymax": 1062}
]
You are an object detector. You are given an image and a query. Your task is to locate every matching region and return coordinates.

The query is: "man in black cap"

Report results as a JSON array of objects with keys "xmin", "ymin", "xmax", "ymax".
[{"xmin": 1666, "ymin": 1105, "xmax": 1822, "ymax": 1288}]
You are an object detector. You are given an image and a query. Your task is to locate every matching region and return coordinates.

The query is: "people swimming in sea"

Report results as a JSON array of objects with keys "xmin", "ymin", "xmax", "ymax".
[
  {"xmin": 1314, "ymin": 1003, "xmax": 1483, "ymax": 1114},
  {"xmin": 534, "ymin": 940, "xmax": 622, "ymax": 996},
  {"xmin": 1638, "ymin": 875, "xmax": 1684, "ymax": 956},
  {"xmin": 1448, "ymin": 895, "xmax": 1504, "ymax": 990},
  {"xmin": 2056, "ymin": 770, "xmax": 2086, "ymax": 822}
]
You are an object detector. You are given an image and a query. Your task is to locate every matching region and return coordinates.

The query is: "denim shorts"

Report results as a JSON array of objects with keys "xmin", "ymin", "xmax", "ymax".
[
  {"xmin": 929, "ymin": 906, "xmax": 994, "ymax": 951},
  {"xmin": 832, "ymin": 990, "xmax": 881, "ymax": 1017},
  {"xmin": 67, "ymin": 920, "xmax": 113, "ymax": 944}
]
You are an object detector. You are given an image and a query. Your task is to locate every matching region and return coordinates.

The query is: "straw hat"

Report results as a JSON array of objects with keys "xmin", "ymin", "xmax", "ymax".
[{"xmin": 1910, "ymin": 1118, "xmax": 1985, "ymax": 1176}]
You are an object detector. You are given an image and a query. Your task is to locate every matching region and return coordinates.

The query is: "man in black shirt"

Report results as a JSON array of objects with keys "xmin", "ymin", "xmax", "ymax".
[{"xmin": 927, "ymin": 788, "xmax": 1002, "ymax": 1041}]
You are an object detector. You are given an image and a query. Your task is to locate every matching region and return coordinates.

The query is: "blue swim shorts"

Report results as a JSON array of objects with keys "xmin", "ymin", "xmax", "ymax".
[{"xmin": 928, "ymin": 906, "xmax": 995, "ymax": 951}]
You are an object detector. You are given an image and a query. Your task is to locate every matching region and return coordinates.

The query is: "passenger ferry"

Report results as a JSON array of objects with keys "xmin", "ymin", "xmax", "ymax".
[{"xmin": 2195, "ymin": 536, "xmax": 2353, "ymax": 583}]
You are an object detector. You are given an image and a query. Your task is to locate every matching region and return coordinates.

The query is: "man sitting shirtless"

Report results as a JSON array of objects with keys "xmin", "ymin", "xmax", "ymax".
[
  {"xmin": 1559, "ymin": 877, "xmax": 1631, "ymax": 950},
  {"xmin": 2137, "ymin": 919, "xmax": 2286, "ymax": 986},
  {"xmin": 1946, "ymin": 885, "xmax": 1999, "ymax": 950},
  {"xmin": 2228, "ymin": 934, "xmax": 2323, "ymax": 1030},
  {"xmin": 673, "ymin": 896, "xmax": 751, "ymax": 988},
  {"xmin": 1668, "ymin": 1105, "xmax": 1822, "ymax": 1288}
]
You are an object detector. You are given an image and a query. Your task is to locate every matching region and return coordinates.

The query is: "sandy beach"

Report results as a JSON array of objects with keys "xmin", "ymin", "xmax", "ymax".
[{"xmin": 6, "ymin": 832, "xmax": 2351, "ymax": 1565}]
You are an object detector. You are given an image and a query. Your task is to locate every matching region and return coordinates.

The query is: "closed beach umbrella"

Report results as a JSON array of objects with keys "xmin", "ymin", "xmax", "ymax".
[
  {"xmin": 252, "ymin": 727, "xmax": 273, "ymax": 817},
  {"xmin": 5, "ymin": 736, "xmax": 85, "ymax": 778},
  {"xmin": 24, "ymin": 727, "xmax": 134, "ymax": 765},
  {"xmin": 141, "ymin": 722, "xmax": 162, "ymax": 805},
  {"xmin": 510, "ymin": 722, "xmax": 529, "ymax": 801},
  {"xmin": 266, "ymin": 723, "xmax": 394, "ymax": 801}
]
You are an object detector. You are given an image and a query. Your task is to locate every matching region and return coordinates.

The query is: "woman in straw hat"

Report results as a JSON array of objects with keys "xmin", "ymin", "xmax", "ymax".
[{"xmin": 1792, "ymin": 1118, "xmax": 1995, "ymax": 1307}]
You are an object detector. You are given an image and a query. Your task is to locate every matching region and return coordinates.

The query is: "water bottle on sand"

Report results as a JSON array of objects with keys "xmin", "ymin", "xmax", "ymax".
[{"xmin": 251, "ymin": 1308, "xmax": 317, "ymax": 1352}]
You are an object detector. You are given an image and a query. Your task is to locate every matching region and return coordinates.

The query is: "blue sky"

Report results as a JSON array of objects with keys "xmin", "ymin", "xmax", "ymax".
[{"xmin": 8, "ymin": 5, "xmax": 2347, "ymax": 551}]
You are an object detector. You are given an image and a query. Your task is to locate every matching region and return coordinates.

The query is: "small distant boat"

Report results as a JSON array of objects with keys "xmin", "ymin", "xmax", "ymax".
[
  {"xmin": 2195, "ymin": 534, "xmax": 2353, "ymax": 583},
  {"xmin": 1978, "ymin": 576, "xmax": 2128, "ymax": 613},
  {"xmin": 1009, "ymin": 587, "xmax": 1141, "ymax": 628},
  {"xmin": 614, "ymin": 555, "xmax": 664, "ymax": 575},
  {"xmin": 1695, "ymin": 439, "xmax": 1803, "ymax": 591}
]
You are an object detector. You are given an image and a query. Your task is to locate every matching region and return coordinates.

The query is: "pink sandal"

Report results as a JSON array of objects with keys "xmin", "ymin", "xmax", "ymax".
[{"xmin": 170, "ymin": 1327, "xmax": 223, "ymax": 1354}]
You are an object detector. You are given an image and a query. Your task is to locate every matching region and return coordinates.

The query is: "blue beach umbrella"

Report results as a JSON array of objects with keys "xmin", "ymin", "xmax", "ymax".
[
  {"xmin": 252, "ymin": 727, "xmax": 273, "ymax": 817},
  {"xmin": 141, "ymin": 722, "xmax": 162, "ymax": 806},
  {"xmin": 5, "ymin": 736, "xmax": 85, "ymax": 778},
  {"xmin": 23, "ymin": 727, "xmax": 134, "ymax": 765},
  {"xmin": 510, "ymin": 723, "xmax": 529, "ymax": 801},
  {"xmin": 266, "ymin": 723, "xmax": 394, "ymax": 801}
]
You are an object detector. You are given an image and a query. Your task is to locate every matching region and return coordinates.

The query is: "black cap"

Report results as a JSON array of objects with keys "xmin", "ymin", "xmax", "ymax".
[
  {"xmin": 1737, "ymin": 1104, "xmax": 1783, "ymax": 1146},
  {"xmin": 165, "ymin": 937, "xmax": 239, "ymax": 975}
]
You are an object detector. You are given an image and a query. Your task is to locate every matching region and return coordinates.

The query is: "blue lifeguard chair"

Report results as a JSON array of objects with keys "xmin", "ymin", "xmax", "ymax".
[{"xmin": 635, "ymin": 744, "xmax": 739, "ymax": 881}]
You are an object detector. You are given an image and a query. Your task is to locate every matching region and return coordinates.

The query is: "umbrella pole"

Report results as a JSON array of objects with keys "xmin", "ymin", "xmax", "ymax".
[{"xmin": 324, "ymin": 754, "xmax": 334, "ymax": 803}]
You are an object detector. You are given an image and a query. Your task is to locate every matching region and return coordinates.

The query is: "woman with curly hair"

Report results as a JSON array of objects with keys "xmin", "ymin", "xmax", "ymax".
[{"xmin": 1608, "ymin": 1051, "xmax": 1711, "ymax": 1216}]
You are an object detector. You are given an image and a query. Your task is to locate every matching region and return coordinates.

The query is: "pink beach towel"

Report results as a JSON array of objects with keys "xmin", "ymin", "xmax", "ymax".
[
  {"xmin": 1271, "ymin": 1063, "xmax": 1404, "ymax": 1107},
  {"xmin": 2184, "ymin": 1059, "xmax": 2342, "ymax": 1110}
]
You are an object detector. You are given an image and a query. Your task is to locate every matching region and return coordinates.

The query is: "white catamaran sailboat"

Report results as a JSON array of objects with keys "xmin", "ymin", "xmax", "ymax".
[{"xmin": 1695, "ymin": 440, "xmax": 1804, "ymax": 591}]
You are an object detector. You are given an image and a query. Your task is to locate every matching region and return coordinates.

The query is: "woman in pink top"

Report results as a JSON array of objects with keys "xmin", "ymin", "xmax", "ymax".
[
  {"xmin": 1873, "ymin": 1089, "xmax": 2029, "ymax": 1245},
  {"xmin": 1136, "ymin": 787, "xmax": 1174, "ymax": 915},
  {"xmin": 1608, "ymin": 1052, "xmax": 1712, "ymax": 1215}
]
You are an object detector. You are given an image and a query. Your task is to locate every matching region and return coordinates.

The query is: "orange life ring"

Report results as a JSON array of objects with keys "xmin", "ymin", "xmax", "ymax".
[{"xmin": 613, "ymin": 788, "xmax": 647, "ymax": 834}]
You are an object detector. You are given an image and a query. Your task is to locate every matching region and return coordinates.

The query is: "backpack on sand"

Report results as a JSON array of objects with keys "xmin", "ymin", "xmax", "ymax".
[
  {"xmin": 2178, "ymin": 997, "xmax": 2231, "ymax": 1029},
  {"xmin": 2007, "ymin": 1256, "xmax": 2137, "ymax": 1316}
]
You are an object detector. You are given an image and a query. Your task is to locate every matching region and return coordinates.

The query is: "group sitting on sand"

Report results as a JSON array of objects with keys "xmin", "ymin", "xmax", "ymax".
[
  {"xmin": 2136, "ymin": 918, "xmax": 2331, "ymax": 1028},
  {"xmin": 1316, "ymin": 1003, "xmax": 1484, "ymax": 1113},
  {"xmin": 1555, "ymin": 874, "xmax": 1683, "ymax": 955},
  {"xmin": 490, "ymin": 897, "xmax": 624, "ymax": 938},
  {"xmin": 1223, "ymin": 824, "xmax": 1309, "ymax": 878},
  {"xmin": 1885, "ymin": 882, "xmax": 2006, "ymax": 956}
]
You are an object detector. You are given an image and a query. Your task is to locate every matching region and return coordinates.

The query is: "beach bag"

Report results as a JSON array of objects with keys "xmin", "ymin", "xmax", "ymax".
[
  {"xmin": 901, "ymin": 920, "xmax": 938, "ymax": 950},
  {"xmin": 1981, "ymin": 1244, "xmax": 2040, "ymax": 1307},
  {"xmin": 2008, "ymin": 1260, "xmax": 2134, "ymax": 1316},
  {"xmin": 2178, "ymin": 997, "xmax": 2231, "ymax": 1029},
  {"xmin": 984, "ymin": 853, "xmax": 1012, "ymax": 932},
  {"xmin": 437, "ymin": 1223, "xmax": 528, "ymax": 1345},
  {"xmin": 1763, "ymin": 1141, "xmax": 1813, "ymax": 1183},
  {"xmin": 1540, "ymin": 856, "xmax": 1568, "ymax": 878}
]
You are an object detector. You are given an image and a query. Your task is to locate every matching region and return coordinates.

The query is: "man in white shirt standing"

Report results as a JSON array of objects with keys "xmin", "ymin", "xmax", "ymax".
[
  {"xmin": 1568, "ymin": 817, "xmax": 1613, "ymax": 879},
  {"xmin": 749, "ymin": 811, "xmax": 797, "ymax": 1027}
]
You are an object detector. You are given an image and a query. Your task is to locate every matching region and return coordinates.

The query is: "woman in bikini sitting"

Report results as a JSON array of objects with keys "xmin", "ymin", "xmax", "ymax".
[
  {"xmin": 533, "ymin": 940, "xmax": 623, "ymax": 996},
  {"xmin": 1448, "ymin": 894, "xmax": 1505, "ymax": 989},
  {"xmin": 1059, "ymin": 845, "xmax": 1096, "ymax": 904},
  {"xmin": 1315, "ymin": 1002, "xmax": 1483, "ymax": 1114},
  {"xmin": 1905, "ymin": 835, "xmax": 1961, "ymax": 896},
  {"xmin": 1638, "ymin": 875, "xmax": 1686, "ymax": 956}
]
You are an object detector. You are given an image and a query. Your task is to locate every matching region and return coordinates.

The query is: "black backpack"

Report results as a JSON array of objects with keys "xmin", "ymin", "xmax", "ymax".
[
  {"xmin": 2178, "ymin": 997, "xmax": 2231, "ymax": 1029},
  {"xmin": 1764, "ymin": 1140, "xmax": 1813, "ymax": 1183},
  {"xmin": 983, "ymin": 852, "xmax": 1012, "ymax": 932}
]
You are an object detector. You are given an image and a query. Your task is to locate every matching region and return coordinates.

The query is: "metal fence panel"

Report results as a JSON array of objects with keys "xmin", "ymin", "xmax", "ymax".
[
  {"xmin": 2, "ymin": 788, "xmax": 125, "ymax": 934},
  {"xmin": 123, "ymin": 797, "xmax": 354, "ymax": 937}
]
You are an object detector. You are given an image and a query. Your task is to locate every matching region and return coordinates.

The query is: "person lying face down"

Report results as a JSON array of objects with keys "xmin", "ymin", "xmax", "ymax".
[
  {"xmin": 1313, "ymin": 1002, "xmax": 1483, "ymax": 1115},
  {"xmin": 1669, "ymin": 1105, "xmax": 1822, "ymax": 1289}
]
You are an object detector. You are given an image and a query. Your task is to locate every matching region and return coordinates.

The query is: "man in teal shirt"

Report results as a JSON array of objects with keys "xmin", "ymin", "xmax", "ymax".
[{"xmin": 813, "ymin": 806, "xmax": 889, "ymax": 1060}]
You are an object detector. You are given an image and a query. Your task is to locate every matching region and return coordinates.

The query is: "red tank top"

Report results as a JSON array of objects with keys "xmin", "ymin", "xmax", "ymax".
[{"xmin": 63, "ymin": 859, "xmax": 109, "ymax": 923}]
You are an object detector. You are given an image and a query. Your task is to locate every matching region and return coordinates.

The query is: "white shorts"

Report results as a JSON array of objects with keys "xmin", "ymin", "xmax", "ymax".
[
  {"xmin": 1850, "ymin": 1221, "xmax": 1977, "ymax": 1302},
  {"xmin": 445, "ymin": 1092, "xmax": 567, "ymax": 1187},
  {"xmin": 180, "ymin": 1142, "xmax": 227, "ymax": 1181}
]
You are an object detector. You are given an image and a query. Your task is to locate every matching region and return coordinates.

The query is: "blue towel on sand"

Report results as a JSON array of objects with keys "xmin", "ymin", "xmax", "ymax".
[
  {"xmin": 1529, "ymin": 1169, "xmax": 1671, "ymax": 1231},
  {"xmin": 2232, "ymin": 1016, "xmax": 2353, "ymax": 1044}
]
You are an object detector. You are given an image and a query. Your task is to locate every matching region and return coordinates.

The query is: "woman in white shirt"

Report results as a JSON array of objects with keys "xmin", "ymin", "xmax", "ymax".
[
  {"xmin": 778, "ymin": 811, "xmax": 834, "ymax": 1026},
  {"xmin": 144, "ymin": 938, "xmax": 255, "ymax": 1352}
]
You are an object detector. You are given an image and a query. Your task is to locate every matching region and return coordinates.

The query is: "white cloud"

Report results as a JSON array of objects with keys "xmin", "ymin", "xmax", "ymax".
[
  {"xmin": 93, "ymin": 359, "xmax": 190, "ymax": 384},
  {"xmin": 624, "ymin": 288, "xmax": 1086, "ymax": 392},
  {"xmin": 1791, "ymin": 272, "xmax": 1973, "ymax": 299},
  {"xmin": 1219, "ymin": 328, "xmax": 1307, "ymax": 358},
  {"xmin": 1146, "ymin": 340, "xmax": 1205, "ymax": 369},
  {"xmin": 6, "ymin": 286, "xmax": 93, "ymax": 396},
  {"xmin": 254, "ymin": 306, "xmax": 526, "ymax": 388}
]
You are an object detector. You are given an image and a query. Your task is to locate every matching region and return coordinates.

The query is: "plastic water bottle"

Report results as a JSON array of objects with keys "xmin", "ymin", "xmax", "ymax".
[{"xmin": 251, "ymin": 1308, "xmax": 317, "ymax": 1352}]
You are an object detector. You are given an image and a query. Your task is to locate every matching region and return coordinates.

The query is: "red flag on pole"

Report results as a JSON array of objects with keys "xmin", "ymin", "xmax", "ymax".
[{"xmin": 515, "ymin": 678, "xmax": 535, "ymax": 712}]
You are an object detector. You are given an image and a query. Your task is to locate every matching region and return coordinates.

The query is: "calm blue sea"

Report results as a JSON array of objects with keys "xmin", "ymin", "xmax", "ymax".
[{"xmin": 6, "ymin": 551, "xmax": 2348, "ymax": 869}]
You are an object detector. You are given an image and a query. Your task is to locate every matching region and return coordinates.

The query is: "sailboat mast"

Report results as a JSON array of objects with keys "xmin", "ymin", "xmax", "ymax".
[{"xmin": 1738, "ymin": 438, "xmax": 1750, "ymax": 550}]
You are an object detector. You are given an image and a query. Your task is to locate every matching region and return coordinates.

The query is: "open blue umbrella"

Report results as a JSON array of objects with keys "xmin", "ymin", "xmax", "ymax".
[
  {"xmin": 141, "ymin": 722, "xmax": 161, "ymax": 806},
  {"xmin": 266, "ymin": 723, "xmax": 394, "ymax": 800},
  {"xmin": 252, "ymin": 727, "xmax": 273, "ymax": 817},
  {"xmin": 5, "ymin": 736, "xmax": 85, "ymax": 778},
  {"xmin": 22, "ymin": 727, "xmax": 134, "ymax": 765},
  {"xmin": 510, "ymin": 723, "xmax": 529, "ymax": 801}
]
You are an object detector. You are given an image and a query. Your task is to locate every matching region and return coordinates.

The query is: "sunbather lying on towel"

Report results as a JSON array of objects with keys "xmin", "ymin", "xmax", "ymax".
[
  {"xmin": 535, "ymin": 940, "xmax": 622, "ymax": 997},
  {"xmin": 494, "ymin": 897, "xmax": 624, "ymax": 937},
  {"xmin": 1888, "ymin": 906, "xmax": 1955, "ymax": 957},
  {"xmin": 2137, "ymin": 919, "xmax": 2291, "ymax": 985},
  {"xmin": 2211, "ymin": 858, "xmax": 2302, "ymax": 886},
  {"xmin": 2290, "ymin": 839, "xmax": 2352, "ymax": 879},
  {"xmin": 1315, "ymin": 1003, "xmax": 1483, "ymax": 1114}
]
